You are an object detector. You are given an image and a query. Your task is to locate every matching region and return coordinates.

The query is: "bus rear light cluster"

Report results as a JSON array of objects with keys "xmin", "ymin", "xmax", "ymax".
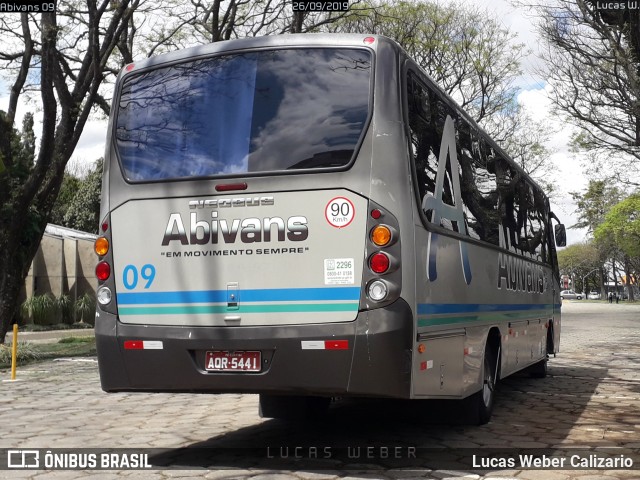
[
  {"xmin": 94, "ymin": 222, "xmax": 114, "ymax": 308},
  {"xmin": 360, "ymin": 201, "xmax": 401, "ymax": 309}
]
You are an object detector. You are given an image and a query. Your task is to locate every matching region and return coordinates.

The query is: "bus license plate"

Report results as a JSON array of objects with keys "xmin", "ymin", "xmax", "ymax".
[{"xmin": 205, "ymin": 351, "xmax": 261, "ymax": 372}]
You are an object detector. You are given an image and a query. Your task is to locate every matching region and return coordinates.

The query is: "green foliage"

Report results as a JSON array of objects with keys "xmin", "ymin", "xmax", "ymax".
[
  {"xmin": 20, "ymin": 322, "xmax": 93, "ymax": 332},
  {"xmin": 61, "ymin": 158, "xmax": 103, "ymax": 233},
  {"xmin": 21, "ymin": 294, "xmax": 57, "ymax": 325},
  {"xmin": 15, "ymin": 113, "xmax": 35, "ymax": 168},
  {"xmin": 570, "ymin": 180, "xmax": 623, "ymax": 232},
  {"xmin": 594, "ymin": 194, "xmax": 640, "ymax": 259},
  {"xmin": 58, "ymin": 336, "xmax": 94, "ymax": 344},
  {"xmin": 0, "ymin": 338, "xmax": 96, "ymax": 368},
  {"xmin": 56, "ymin": 294, "xmax": 74, "ymax": 324},
  {"xmin": 74, "ymin": 293, "xmax": 96, "ymax": 323},
  {"xmin": 557, "ymin": 242, "xmax": 601, "ymax": 292},
  {"xmin": 50, "ymin": 174, "xmax": 82, "ymax": 226},
  {"xmin": 20, "ymin": 293, "xmax": 84, "ymax": 325},
  {"xmin": 0, "ymin": 342, "xmax": 43, "ymax": 366}
]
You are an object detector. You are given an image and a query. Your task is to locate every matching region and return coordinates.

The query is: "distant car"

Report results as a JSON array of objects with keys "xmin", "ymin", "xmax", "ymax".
[
  {"xmin": 588, "ymin": 291, "xmax": 601, "ymax": 300},
  {"xmin": 560, "ymin": 290, "xmax": 582, "ymax": 300}
]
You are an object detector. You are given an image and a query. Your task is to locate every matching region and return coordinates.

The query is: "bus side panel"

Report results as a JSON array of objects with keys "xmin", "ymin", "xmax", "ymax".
[{"xmin": 411, "ymin": 227, "xmax": 555, "ymax": 399}]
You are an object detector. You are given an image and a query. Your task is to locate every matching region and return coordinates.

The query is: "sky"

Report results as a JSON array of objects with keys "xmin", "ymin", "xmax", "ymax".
[
  {"xmin": 0, "ymin": 0, "xmax": 592, "ymax": 245},
  {"xmin": 469, "ymin": 0, "xmax": 591, "ymax": 245}
]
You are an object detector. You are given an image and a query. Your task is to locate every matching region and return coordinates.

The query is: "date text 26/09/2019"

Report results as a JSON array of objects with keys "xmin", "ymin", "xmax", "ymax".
[{"xmin": 292, "ymin": 1, "xmax": 349, "ymax": 12}]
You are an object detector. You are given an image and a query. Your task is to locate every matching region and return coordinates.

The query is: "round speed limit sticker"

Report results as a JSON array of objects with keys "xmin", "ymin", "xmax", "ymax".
[{"xmin": 325, "ymin": 197, "xmax": 355, "ymax": 228}]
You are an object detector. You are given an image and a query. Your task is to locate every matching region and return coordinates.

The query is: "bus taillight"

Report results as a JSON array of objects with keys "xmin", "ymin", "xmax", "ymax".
[
  {"xmin": 369, "ymin": 252, "xmax": 390, "ymax": 274},
  {"xmin": 371, "ymin": 225, "xmax": 392, "ymax": 246},
  {"xmin": 96, "ymin": 261, "xmax": 111, "ymax": 281},
  {"xmin": 94, "ymin": 237, "xmax": 109, "ymax": 256},
  {"xmin": 367, "ymin": 280, "xmax": 388, "ymax": 301}
]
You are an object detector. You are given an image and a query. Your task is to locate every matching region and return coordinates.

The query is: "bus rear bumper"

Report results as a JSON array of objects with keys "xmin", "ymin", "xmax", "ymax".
[{"xmin": 96, "ymin": 298, "xmax": 413, "ymax": 398}]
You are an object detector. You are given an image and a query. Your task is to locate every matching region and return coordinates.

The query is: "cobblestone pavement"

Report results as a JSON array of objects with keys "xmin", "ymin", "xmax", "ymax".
[{"xmin": 1, "ymin": 301, "xmax": 639, "ymax": 479}]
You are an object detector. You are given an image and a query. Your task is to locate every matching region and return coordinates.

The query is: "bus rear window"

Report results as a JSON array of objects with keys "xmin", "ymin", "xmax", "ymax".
[{"xmin": 115, "ymin": 48, "xmax": 372, "ymax": 181}]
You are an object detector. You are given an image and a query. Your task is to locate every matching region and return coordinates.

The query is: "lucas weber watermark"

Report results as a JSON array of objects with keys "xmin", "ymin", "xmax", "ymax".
[
  {"xmin": 267, "ymin": 446, "xmax": 416, "ymax": 460},
  {"xmin": 473, "ymin": 453, "xmax": 634, "ymax": 469},
  {"xmin": 595, "ymin": 1, "xmax": 640, "ymax": 9}
]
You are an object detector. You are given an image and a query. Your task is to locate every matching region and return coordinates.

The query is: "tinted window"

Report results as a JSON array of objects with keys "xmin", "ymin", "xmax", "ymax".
[
  {"xmin": 116, "ymin": 48, "xmax": 371, "ymax": 181},
  {"xmin": 406, "ymin": 72, "xmax": 549, "ymax": 264}
]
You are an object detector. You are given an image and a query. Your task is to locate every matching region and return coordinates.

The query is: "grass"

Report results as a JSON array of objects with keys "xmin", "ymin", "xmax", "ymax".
[
  {"xmin": 20, "ymin": 322, "xmax": 94, "ymax": 332},
  {"xmin": 0, "ymin": 337, "xmax": 96, "ymax": 369}
]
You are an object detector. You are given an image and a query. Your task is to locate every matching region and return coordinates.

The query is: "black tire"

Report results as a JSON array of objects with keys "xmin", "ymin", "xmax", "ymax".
[
  {"xmin": 528, "ymin": 356, "xmax": 548, "ymax": 378},
  {"xmin": 259, "ymin": 394, "xmax": 329, "ymax": 420},
  {"xmin": 466, "ymin": 343, "xmax": 498, "ymax": 425},
  {"xmin": 529, "ymin": 323, "xmax": 554, "ymax": 378}
]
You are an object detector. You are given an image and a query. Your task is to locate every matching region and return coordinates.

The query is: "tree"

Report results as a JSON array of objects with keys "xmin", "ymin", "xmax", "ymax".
[
  {"xmin": 596, "ymin": 194, "xmax": 640, "ymax": 259},
  {"xmin": 50, "ymin": 173, "xmax": 82, "ymax": 226},
  {"xmin": 63, "ymin": 158, "xmax": 103, "ymax": 234},
  {"xmin": 557, "ymin": 241, "xmax": 600, "ymax": 293},
  {"xmin": 325, "ymin": 0, "xmax": 557, "ymax": 193},
  {"xmin": 569, "ymin": 179, "xmax": 626, "ymax": 295},
  {"xmin": 571, "ymin": 180, "xmax": 623, "ymax": 233},
  {"xmin": 524, "ymin": 0, "xmax": 640, "ymax": 185},
  {"xmin": 594, "ymin": 194, "xmax": 640, "ymax": 300},
  {"xmin": 328, "ymin": 1, "xmax": 524, "ymax": 126}
]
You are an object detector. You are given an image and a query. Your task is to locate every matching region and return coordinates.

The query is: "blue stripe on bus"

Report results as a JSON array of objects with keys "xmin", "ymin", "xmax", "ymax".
[
  {"xmin": 417, "ymin": 303, "xmax": 556, "ymax": 315},
  {"xmin": 117, "ymin": 287, "xmax": 362, "ymax": 305}
]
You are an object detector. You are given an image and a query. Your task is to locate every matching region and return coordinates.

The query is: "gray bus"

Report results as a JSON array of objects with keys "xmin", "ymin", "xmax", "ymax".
[{"xmin": 94, "ymin": 34, "xmax": 566, "ymax": 424}]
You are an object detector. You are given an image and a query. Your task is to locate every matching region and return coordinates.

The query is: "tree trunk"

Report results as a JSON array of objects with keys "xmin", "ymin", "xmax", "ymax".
[
  {"xmin": 625, "ymin": 256, "xmax": 635, "ymax": 301},
  {"xmin": 0, "ymin": 201, "xmax": 47, "ymax": 343}
]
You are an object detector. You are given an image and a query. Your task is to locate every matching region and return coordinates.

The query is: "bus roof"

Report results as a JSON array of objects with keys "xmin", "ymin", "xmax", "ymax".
[{"xmin": 120, "ymin": 33, "xmax": 392, "ymax": 76}]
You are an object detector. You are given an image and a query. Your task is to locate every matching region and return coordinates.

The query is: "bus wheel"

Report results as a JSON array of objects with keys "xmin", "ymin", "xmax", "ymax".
[
  {"xmin": 259, "ymin": 394, "xmax": 329, "ymax": 420},
  {"xmin": 466, "ymin": 343, "xmax": 498, "ymax": 425},
  {"xmin": 528, "ymin": 356, "xmax": 548, "ymax": 378}
]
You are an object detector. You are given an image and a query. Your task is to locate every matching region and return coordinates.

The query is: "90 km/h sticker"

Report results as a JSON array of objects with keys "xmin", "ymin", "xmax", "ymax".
[{"xmin": 325, "ymin": 197, "xmax": 355, "ymax": 228}]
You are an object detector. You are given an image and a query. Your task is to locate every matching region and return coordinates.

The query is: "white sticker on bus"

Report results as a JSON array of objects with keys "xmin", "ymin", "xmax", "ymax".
[{"xmin": 324, "ymin": 258, "xmax": 355, "ymax": 285}]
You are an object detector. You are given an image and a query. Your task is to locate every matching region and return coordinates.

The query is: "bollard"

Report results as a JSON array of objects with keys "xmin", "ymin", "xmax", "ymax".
[{"xmin": 11, "ymin": 324, "xmax": 18, "ymax": 380}]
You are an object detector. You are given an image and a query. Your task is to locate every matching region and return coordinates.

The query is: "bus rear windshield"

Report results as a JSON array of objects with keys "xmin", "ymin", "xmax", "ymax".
[{"xmin": 115, "ymin": 48, "xmax": 372, "ymax": 181}]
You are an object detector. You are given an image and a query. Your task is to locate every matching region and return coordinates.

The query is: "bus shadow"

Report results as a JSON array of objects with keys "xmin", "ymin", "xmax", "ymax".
[{"xmin": 148, "ymin": 363, "xmax": 608, "ymax": 471}]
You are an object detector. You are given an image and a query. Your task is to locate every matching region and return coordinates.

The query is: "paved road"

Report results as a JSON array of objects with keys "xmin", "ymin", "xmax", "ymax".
[{"xmin": 1, "ymin": 301, "xmax": 639, "ymax": 479}]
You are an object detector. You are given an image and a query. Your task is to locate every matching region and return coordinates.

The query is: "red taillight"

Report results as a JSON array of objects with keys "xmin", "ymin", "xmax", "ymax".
[
  {"xmin": 124, "ymin": 341, "xmax": 143, "ymax": 350},
  {"xmin": 363, "ymin": 37, "xmax": 375, "ymax": 45},
  {"xmin": 96, "ymin": 261, "xmax": 111, "ymax": 281},
  {"xmin": 369, "ymin": 252, "xmax": 390, "ymax": 274},
  {"xmin": 371, "ymin": 209, "xmax": 382, "ymax": 219},
  {"xmin": 101, "ymin": 222, "xmax": 108, "ymax": 232}
]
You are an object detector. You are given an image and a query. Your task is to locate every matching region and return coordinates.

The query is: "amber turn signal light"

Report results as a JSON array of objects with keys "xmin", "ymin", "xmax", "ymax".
[{"xmin": 94, "ymin": 237, "xmax": 109, "ymax": 256}]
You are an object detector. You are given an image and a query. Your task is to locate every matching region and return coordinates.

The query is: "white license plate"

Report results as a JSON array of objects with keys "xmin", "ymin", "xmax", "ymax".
[{"xmin": 205, "ymin": 351, "xmax": 261, "ymax": 372}]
